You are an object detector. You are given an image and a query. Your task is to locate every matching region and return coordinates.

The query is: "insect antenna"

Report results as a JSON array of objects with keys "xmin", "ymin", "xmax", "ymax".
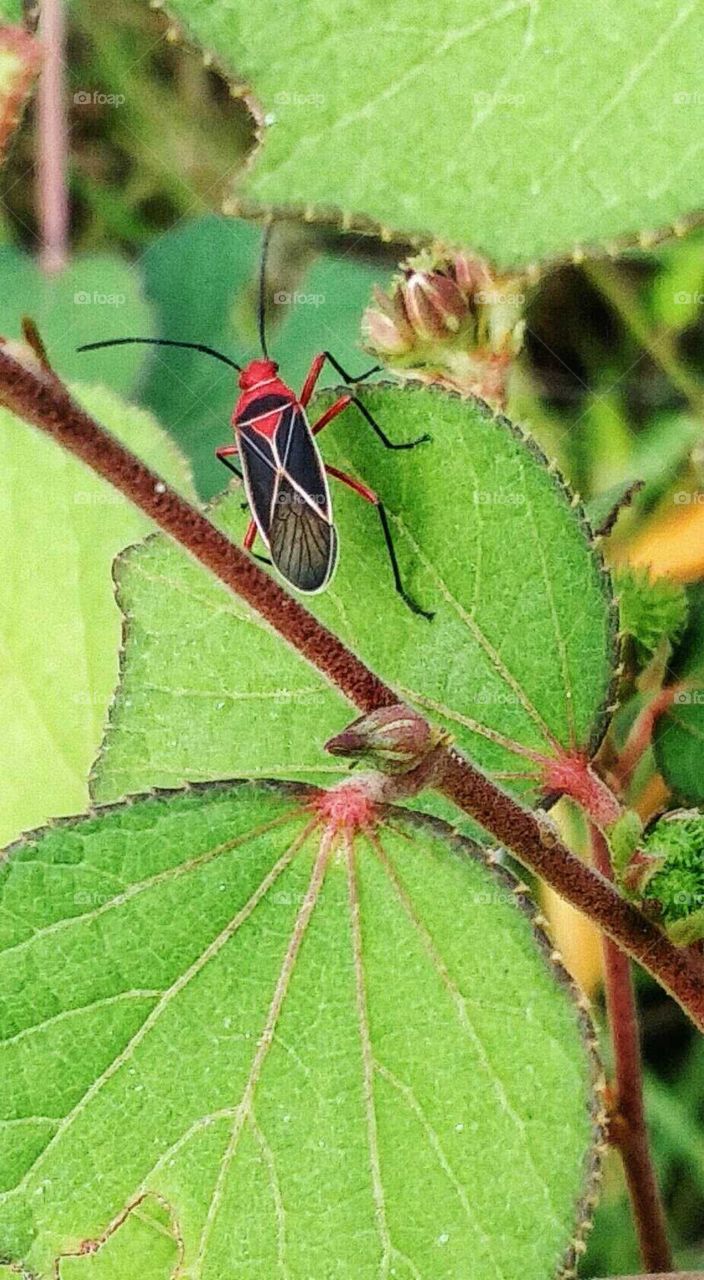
[
  {"xmin": 258, "ymin": 221, "xmax": 274, "ymax": 359},
  {"xmin": 76, "ymin": 336, "xmax": 242, "ymax": 372}
]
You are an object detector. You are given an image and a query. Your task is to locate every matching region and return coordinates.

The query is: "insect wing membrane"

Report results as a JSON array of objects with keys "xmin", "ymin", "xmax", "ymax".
[
  {"xmin": 236, "ymin": 395, "xmax": 290, "ymax": 540},
  {"xmin": 270, "ymin": 403, "xmax": 337, "ymax": 592}
]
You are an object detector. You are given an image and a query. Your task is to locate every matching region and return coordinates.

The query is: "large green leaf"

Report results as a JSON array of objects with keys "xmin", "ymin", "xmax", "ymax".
[
  {"xmin": 0, "ymin": 247, "xmax": 153, "ymax": 394},
  {"xmin": 138, "ymin": 215, "xmax": 391, "ymax": 495},
  {"xmin": 0, "ymin": 781, "xmax": 600, "ymax": 1279},
  {"xmin": 0, "ymin": 384, "xmax": 194, "ymax": 849},
  {"xmin": 163, "ymin": 0, "xmax": 704, "ymax": 267},
  {"xmin": 93, "ymin": 384, "xmax": 616, "ymax": 807}
]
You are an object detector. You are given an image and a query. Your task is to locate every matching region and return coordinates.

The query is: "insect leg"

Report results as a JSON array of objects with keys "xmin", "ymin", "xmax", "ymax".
[
  {"xmin": 311, "ymin": 395, "xmax": 352, "ymax": 437},
  {"xmin": 243, "ymin": 517, "xmax": 272, "ymax": 566},
  {"xmin": 215, "ymin": 444, "xmax": 243, "ymax": 481},
  {"xmin": 325, "ymin": 464, "xmax": 434, "ymax": 620},
  {"xmin": 318, "ymin": 351, "xmax": 429, "ymax": 450},
  {"xmin": 299, "ymin": 353, "xmax": 327, "ymax": 408},
  {"xmin": 319, "ymin": 352, "xmax": 382, "ymax": 386}
]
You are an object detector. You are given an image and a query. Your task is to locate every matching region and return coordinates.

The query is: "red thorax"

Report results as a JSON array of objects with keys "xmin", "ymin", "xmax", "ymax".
[{"xmin": 233, "ymin": 359, "xmax": 296, "ymax": 438}]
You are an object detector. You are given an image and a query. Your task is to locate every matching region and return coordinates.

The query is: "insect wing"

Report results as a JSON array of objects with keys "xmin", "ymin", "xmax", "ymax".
[
  {"xmin": 237, "ymin": 399, "xmax": 337, "ymax": 593},
  {"xmin": 268, "ymin": 476, "xmax": 338, "ymax": 593},
  {"xmin": 271, "ymin": 403, "xmax": 337, "ymax": 592},
  {"xmin": 236, "ymin": 394, "xmax": 289, "ymax": 539},
  {"xmin": 238, "ymin": 427, "xmax": 278, "ymax": 539}
]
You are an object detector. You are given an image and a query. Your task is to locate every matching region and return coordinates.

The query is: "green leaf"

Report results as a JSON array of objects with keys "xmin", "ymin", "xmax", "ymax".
[
  {"xmin": 654, "ymin": 689, "xmax": 704, "ymax": 804},
  {"xmin": 139, "ymin": 215, "xmax": 391, "ymax": 495},
  {"xmin": 52, "ymin": 1195, "xmax": 180, "ymax": 1280},
  {"xmin": 650, "ymin": 229, "xmax": 704, "ymax": 332},
  {"xmin": 585, "ymin": 479, "xmax": 642, "ymax": 537},
  {"xmin": 0, "ymin": 781, "xmax": 600, "ymax": 1279},
  {"xmin": 0, "ymin": 385, "xmax": 194, "ymax": 849},
  {"xmin": 93, "ymin": 384, "xmax": 616, "ymax": 809},
  {"xmin": 0, "ymin": 5, "xmax": 23, "ymax": 23},
  {"xmin": 164, "ymin": 0, "xmax": 704, "ymax": 267},
  {"xmin": 0, "ymin": 247, "xmax": 152, "ymax": 394}
]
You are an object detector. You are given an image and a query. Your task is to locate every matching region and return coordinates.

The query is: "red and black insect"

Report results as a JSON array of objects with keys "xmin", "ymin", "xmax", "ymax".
[{"xmin": 77, "ymin": 226, "xmax": 433, "ymax": 618}]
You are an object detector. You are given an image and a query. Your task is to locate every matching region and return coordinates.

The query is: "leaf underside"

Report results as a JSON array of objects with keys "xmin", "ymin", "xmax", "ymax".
[
  {"xmin": 0, "ymin": 781, "xmax": 600, "ymax": 1279},
  {"xmin": 93, "ymin": 384, "xmax": 616, "ymax": 814},
  {"xmin": 164, "ymin": 0, "xmax": 704, "ymax": 268}
]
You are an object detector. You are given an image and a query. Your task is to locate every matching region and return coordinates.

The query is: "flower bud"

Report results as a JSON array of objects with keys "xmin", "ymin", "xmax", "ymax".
[
  {"xmin": 401, "ymin": 270, "xmax": 467, "ymax": 340},
  {"xmin": 362, "ymin": 286, "xmax": 414, "ymax": 356},
  {"xmin": 362, "ymin": 251, "xmax": 526, "ymax": 409},
  {"xmin": 454, "ymin": 252, "xmax": 493, "ymax": 299},
  {"xmin": 325, "ymin": 704, "xmax": 449, "ymax": 775}
]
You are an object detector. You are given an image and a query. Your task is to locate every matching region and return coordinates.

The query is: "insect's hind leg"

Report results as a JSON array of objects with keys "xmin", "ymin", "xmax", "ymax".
[
  {"xmin": 325, "ymin": 464, "xmax": 434, "ymax": 621},
  {"xmin": 319, "ymin": 350, "xmax": 431, "ymax": 450},
  {"xmin": 375, "ymin": 502, "xmax": 434, "ymax": 619}
]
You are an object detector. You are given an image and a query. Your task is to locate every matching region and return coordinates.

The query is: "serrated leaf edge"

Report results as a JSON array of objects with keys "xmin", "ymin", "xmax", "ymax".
[{"xmin": 151, "ymin": 2, "xmax": 704, "ymax": 274}]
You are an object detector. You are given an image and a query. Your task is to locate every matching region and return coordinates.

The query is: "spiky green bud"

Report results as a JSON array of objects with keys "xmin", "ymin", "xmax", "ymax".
[
  {"xmin": 639, "ymin": 809, "xmax": 704, "ymax": 944},
  {"xmin": 615, "ymin": 566, "xmax": 688, "ymax": 662}
]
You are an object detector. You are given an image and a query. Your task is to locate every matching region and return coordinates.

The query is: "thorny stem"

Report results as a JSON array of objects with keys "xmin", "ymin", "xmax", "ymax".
[
  {"xmin": 590, "ymin": 825, "xmax": 672, "ymax": 1273},
  {"xmin": 37, "ymin": 0, "xmax": 69, "ymax": 273},
  {"xmin": 2, "ymin": 341, "xmax": 704, "ymax": 1033}
]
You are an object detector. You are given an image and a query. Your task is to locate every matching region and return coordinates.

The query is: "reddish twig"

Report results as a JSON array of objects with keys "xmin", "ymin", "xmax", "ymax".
[
  {"xmin": 591, "ymin": 825, "xmax": 672, "ymax": 1273},
  {"xmin": 614, "ymin": 687, "xmax": 677, "ymax": 791},
  {"xmin": 36, "ymin": 0, "xmax": 69, "ymax": 273},
  {"xmin": 1, "ymin": 341, "xmax": 704, "ymax": 1032}
]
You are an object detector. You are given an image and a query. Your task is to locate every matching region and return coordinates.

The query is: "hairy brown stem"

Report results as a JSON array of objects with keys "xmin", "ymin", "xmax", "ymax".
[
  {"xmin": 590, "ymin": 826, "xmax": 672, "ymax": 1273},
  {"xmin": 2, "ymin": 342, "xmax": 704, "ymax": 1032}
]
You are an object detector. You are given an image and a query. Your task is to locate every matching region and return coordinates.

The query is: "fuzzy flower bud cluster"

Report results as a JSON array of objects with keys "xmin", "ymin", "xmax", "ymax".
[{"xmin": 362, "ymin": 249, "xmax": 526, "ymax": 408}]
